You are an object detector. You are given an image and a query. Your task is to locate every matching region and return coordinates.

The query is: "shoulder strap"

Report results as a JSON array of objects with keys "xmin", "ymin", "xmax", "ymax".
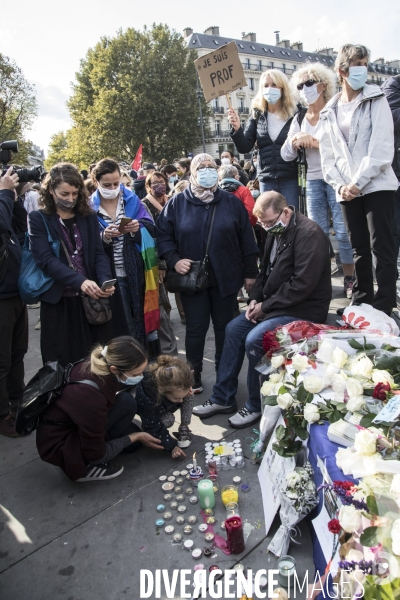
[
  {"xmin": 59, "ymin": 237, "xmax": 75, "ymax": 270},
  {"xmin": 297, "ymin": 108, "xmax": 308, "ymax": 128},
  {"xmin": 204, "ymin": 204, "xmax": 217, "ymax": 257},
  {"xmin": 72, "ymin": 379, "xmax": 100, "ymax": 390},
  {"xmin": 38, "ymin": 211, "xmax": 56, "ymax": 244}
]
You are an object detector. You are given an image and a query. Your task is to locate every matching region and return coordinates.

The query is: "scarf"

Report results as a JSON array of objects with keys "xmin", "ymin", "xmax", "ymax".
[
  {"xmin": 219, "ymin": 178, "xmax": 243, "ymax": 193},
  {"xmin": 93, "ymin": 185, "xmax": 160, "ymax": 343},
  {"xmin": 189, "ymin": 153, "xmax": 219, "ymax": 203}
]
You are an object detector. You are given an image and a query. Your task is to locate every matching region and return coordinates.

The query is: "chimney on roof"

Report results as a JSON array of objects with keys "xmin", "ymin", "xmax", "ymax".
[
  {"xmin": 183, "ymin": 27, "xmax": 193, "ymax": 38},
  {"xmin": 373, "ymin": 57, "xmax": 385, "ymax": 65},
  {"xmin": 291, "ymin": 42, "xmax": 303, "ymax": 51},
  {"xmin": 278, "ymin": 39, "xmax": 290, "ymax": 49},
  {"xmin": 242, "ymin": 32, "xmax": 256, "ymax": 42},
  {"xmin": 204, "ymin": 26, "xmax": 220, "ymax": 36},
  {"xmin": 274, "ymin": 31, "xmax": 280, "ymax": 45},
  {"xmin": 317, "ymin": 47, "xmax": 334, "ymax": 57}
]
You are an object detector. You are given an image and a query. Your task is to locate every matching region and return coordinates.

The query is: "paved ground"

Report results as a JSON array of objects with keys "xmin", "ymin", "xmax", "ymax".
[{"xmin": 0, "ymin": 255, "xmax": 348, "ymax": 600}]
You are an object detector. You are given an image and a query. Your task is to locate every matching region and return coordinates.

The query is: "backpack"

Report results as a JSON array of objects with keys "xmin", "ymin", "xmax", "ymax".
[{"xmin": 15, "ymin": 360, "xmax": 99, "ymax": 436}]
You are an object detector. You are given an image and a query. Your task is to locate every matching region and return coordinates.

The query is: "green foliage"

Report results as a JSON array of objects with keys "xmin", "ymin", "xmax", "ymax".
[
  {"xmin": 65, "ymin": 24, "xmax": 210, "ymax": 167},
  {"xmin": 0, "ymin": 54, "xmax": 37, "ymax": 160},
  {"xmin": 348, "ymin": 337, "xmax": 376, "ymax": 352},
  {"xmin": 359, "ymin": 525, "xmax": 379, "ymax": 547},
  {"xmin": 263, "ymin": 394, "xmax": 278, "ymax": 406},
  {"xmin": 45, "ymin": 131, "xmax": 69, "ymax": 170}
]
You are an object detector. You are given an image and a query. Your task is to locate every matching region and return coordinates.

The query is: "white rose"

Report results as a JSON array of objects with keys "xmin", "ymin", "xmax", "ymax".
[
  {"xmin": 316, "ymin": 339, "xmax": 335, "ymax": 364},
  {"xmin": 371, "ymin": 369, "xmax": 394, "ymax": 387},
  {"xmin": 323, "ymin": 363, "xmax": 339, "ymax": 387},
  {"xmin": 291, "ymin": 353, "xmax": 309, "ymax": 373},
  {"xmin": 391, "ymin": 519, "xmax": 400, "ymax": 556},
  {"xmin": 346, "ymin": 378, "xmax": 364, "ymax": 398},
  {"xmin": 286, "ymin": 471, "xmax": 301, "ymax": 486},
  {"xmin": 332, "ymin": 347, "xmax": 349, "ymax": 369},
  {"xmin": 347, "ymin": 396, "xmax": 366, "ymax": 413},
  {"xmin": 390, "ymin": 474, "xmax": 400, "ymax": 497},
  {"xmin": 339, "ymin": 505, "xmax": 362, "ymax": 533},
  {"xmin": 304, "ymin": 403, "xmax": 320, "ymax": 424},
  {"xmin": 332, "ymin": 373, "xmax": 348, "ymax": 397},
  {"xmin": 270, "ymin": 372, "xmax": 283, "ymax": 383},
  {"xmin": 346, "ymin": 549, "xmax": 364, "ymax": 563},
  {"xmin": 336, "ymin": 447, "xmax": 354, "ymax": 470},
  {"xmin": 303, "ymin": 376, "xmax": 323, "ymax": 394},
  {"xmin": 350, "ymin": 355, "xmax": 374, "ymax": 379},
  {"xmin": 261, "ymin": 381, "xmax": 275, "ymax": 396},
  {"xmin": 354, "ymin": 429, "xmax": 378, "ymax": 456},
  {"xmin": 271, "ymin": 355, "xmax": 285, "ymax": 369},
  {"xmin": 277, "ymin": 393, "xmax": 294, "ymax": 410}
]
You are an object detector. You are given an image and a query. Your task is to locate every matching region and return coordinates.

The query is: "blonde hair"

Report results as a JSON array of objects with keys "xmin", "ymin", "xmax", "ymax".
[
  {"xmin": 291, "ymin": 63, "xmax": 337, "ymax": 104},
  {"xmin": 335, "ymin": 44, "xmax": 370, "ymax": 83},
  {"xmin": 120, "ymin": 169, "xmax": 133, "ymax": 186},
  {"xmin": 252, "ymin": 69, "xmax": 296, "ymax": 121},
  {"xmin": 253, "ymin": 191, "xmax": 288, "ymax": 218},
  {"xmin": 87, "ymin": 336, "xmax": 147, "ymax": 378},
  {"xmin": 148, "ymin": 355, "xmax": 193, "ymax": 400},
  {"xmin": 174, "ymin": 180, "xmax": 189, "ymax": 194}
]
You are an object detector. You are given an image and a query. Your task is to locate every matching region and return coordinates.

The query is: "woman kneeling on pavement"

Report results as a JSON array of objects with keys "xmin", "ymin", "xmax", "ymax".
[{"xmin": 36, "ymin": 337, "xmax": 172, "ymax": 482}]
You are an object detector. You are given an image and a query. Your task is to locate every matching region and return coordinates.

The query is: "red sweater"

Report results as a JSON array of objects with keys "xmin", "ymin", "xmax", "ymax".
[
  {"xmin": 231, "ymin": 186, "xmax": 257, "ymax": 226},
  {"xmin": 36, "ymin": 362, "xmax": 123, "ymax": 480}
]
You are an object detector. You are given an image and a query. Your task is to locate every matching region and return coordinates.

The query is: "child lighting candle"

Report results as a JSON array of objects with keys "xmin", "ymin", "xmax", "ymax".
[
  {"xmin": 225, "ymin": 515, "xmax": 245, "ymax": 554},
  {"xmin": 197, "ymin": 479, "xmax": 216, "ymax": 510}
]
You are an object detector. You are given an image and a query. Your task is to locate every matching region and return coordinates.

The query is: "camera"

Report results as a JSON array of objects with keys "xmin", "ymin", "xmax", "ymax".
[{"xmin": 0, "ymin": 140, "xmax": 43, "ymax": 183}]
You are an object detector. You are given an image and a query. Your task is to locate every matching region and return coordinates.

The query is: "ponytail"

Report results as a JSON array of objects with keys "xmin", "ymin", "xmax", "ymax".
[{"xmin": 85, "ymin": 336, "xmax": 147, "ymax": 379}]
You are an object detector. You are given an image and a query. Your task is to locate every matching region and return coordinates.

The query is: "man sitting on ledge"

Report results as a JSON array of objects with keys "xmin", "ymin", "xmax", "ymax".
[{"xmin": 193, "ymin": 191, "xmax": 332, "ymax": 428}]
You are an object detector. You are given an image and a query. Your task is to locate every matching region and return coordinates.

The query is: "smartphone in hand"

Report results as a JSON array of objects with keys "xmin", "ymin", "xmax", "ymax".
[
  {"xmin": 119, "ymin": 217, "xmax": 133, "ymax": 232},
  {"xmin": 101, "ymin": 279, "xmax": 117, "ymax": 291}
]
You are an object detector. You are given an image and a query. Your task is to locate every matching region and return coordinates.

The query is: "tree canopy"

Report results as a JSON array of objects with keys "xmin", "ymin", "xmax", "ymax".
[
  {"xmin": 0, "ymin": 54, "xmax": 37, "ymax": 164},
  {"xmin": 45, "ymin": 131, "xmax": 69, "ymax": 170},
  {"xmin": 64, "ymin": 24, "xmax": 208, "ymax": 168}
]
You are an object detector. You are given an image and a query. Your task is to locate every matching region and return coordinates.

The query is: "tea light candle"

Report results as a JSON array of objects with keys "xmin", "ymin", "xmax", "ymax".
[
  {"xmin": 194, "ymin": 563, "xmax": 205, "ymax": 571},
  {"xmin": 221, "ymin": 485, "xmax": 239, "ymax": 506},
  {"xmin": 170, "ymin": 501, "xmax": 178, "ymax": 510},
  {"xmin": 192, "ymin": 549, "xmax": 202, "ymax": 559},
  {"xmin": 185, "ymin": 488, "xmax": 193, "ymax": 496},
  {"xmin": 225, "ymin": 516, "xmax": 245, "ymax": 554},
  {"xmin": 177, "ymin": 505, "xmax": 187, "ymax": 513},
  {"xmin": 159, "ymin": 475, "xmax": 167, "ymax": 482},
  {"xmin": 162, "ymin": 482, "xmax": 174, "ymax": 492},
  {"xmin": 183, "ymin": 525, "xmax": 193, "ymax": 535},
  {"xmin": 163, "ymin": 512, "xmax": 172, "ymax": 521},
  {"xmin": 203, "ymin": 547, "xmax": 213, "ymax": 558},
  {"xmin": 204, "ymin": 532, "xmax": 215, "ymax": 543},
  {"xmin": 164, "ymin": 525, "xmax": 174, "ymax": 535},
  {"xmin": 198, "ymin": 523, "xmax": 208, "ymax": 532},
  {"xmin": 184, "ymin": 540, "xmax": 194, "ymax": 551},
  {"xmin": 206, "ymin": 516, "xmax": 216, "ymax": 525},
  {"xmin": 209, "ymin": 565, "xmax": 219, "ymax": 572},
  {"xmin": 198, "ymin": 479, "xmax": 216, "ymax": 510},
  {"xmin": 175, "ymin": 486, "xmax": 182, "ymax": 494},
  {"xmin": 189, "ymin": 496, "xmax": 198, "ymax": 504},
  {"xmin": 176, "ymin": 494, "xmax": 185, "ymax": 502},
  {"xmin": 164, "ymin": 494, "xmax": 172, "ymax": 501},
  {"xmin": 173, "ymin": 470, "xmax": 181, "ymax": 477},
  {"xmin": 176, "ymin": 515, "xmax": 185, "ymax": 524},
  {"xmin": 233, "ymin": 476, "xmax": 241, "ymax": 484},
  {"xmin": 186, "ymin": 464, "xmax": 193, "ymax": 470},
  {"xmin": 155, "ymin": 518, "xmax": 165, "ymax": 527},
  {"xmin": 241, "ymin": 484, "xmax": 250, "ymax": 493},
  {"xmin": 176, "ymin": 478, "xmax": 184, "ymax": 485},
  {"xmin": 173, "ymin": 533, "xmax": 183, "ymax": 543},
  {"xmin": 272, "ymin": 588, "xmax": 288, "ymax": 600},
  {"xmin": 188, "ymin": 515, "xmax": 197, "ymax": 525},
  {"xmin": 204, "ymin": 508, "xmax": 214, "ymax": 517},
  {"xmin": 156, "ymin": 504, "xmax": 165, "ymax": 512},
  {"xmin": 167, "ymin": 476, "xmax": 176, "ymax": 482},
  {"xmin": 180, "ymin": 470, "xmax": 189, "ymax": 476}
]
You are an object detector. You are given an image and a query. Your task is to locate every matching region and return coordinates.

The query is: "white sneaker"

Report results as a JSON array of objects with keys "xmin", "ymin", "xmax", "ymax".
[
  {"xmin": 193, "ymin": 399, "xmax": 237, "ymax": 418},
  {"xmin": 331, "ymin": 259, "xmax": 339, "ymax": 275},
  {"xmin": 229, "ymin": 407, "xmax": 261, "ymax": 429}
]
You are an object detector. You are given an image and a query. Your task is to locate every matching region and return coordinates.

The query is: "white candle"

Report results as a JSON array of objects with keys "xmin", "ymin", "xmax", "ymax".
[{"xmin": 192, "ymin": 452, "xmax": 197, "ymax": 471}]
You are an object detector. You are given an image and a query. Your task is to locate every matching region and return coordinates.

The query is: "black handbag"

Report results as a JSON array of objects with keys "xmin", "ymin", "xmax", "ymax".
[
  {"xmin": 60, "ymin": 238, "xmax": 112, "ymax": 325},
  {"xmin": 166, "ymin": 204, "xmax": 216, "ymax": 295}
]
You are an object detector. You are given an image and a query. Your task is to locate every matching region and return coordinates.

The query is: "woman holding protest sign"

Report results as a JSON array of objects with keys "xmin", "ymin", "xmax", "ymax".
[
  {"xmin": 156, "ymin": 153, "xmax": 258, "ymax": 394},
  {"xmin": 228, "ymin": 69, "xmax": 299, "ymax": 208}
]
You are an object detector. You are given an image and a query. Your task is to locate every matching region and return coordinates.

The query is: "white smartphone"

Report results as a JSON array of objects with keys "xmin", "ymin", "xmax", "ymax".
[{"xmin": 101, "ymin": 279, "xmax": 117, "ymax": 290}]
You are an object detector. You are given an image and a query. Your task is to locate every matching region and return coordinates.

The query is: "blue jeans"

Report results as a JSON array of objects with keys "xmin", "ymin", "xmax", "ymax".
[
  {"xmin": 260, "ymin": 178, "xmax": 299, "ymax": 210},
  {"xmin": 210, "ymin": 313, "xmax": 299, "ymax": 413},
  {"xmin": 307, "ymin": 179, "xmax": 353, "ymax": 265},
  {"xmin": 117, "ymin": 277, "xmax": 136, "ymax": 338}
]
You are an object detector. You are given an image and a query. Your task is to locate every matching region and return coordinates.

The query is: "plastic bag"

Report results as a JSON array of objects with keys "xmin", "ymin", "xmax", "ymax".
[{"xmin": 343, "ymin": 303, "xmax": 399, "ymax": 336}]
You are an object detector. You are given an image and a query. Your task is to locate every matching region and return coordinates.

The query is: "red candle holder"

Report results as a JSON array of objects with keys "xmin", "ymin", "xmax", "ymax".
[{"xmin": 225, "ymin": 515, "xmax": 245, "ymax": 554}]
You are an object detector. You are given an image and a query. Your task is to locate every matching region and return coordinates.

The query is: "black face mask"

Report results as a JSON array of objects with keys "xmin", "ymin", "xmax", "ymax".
[{"xmin": 53, "ymin": 191, "xmax": 77, "ymax": 211}]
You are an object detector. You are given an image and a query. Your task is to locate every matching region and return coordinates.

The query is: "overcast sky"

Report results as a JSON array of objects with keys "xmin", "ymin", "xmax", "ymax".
[{"xmin": 2, "ymin": 0, "xmax": 399, "ymax": 155}]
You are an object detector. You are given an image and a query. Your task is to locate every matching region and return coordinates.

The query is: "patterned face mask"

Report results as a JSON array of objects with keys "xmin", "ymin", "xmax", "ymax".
[{"xmin": 262, "ymin": 220, "xmax": 287, "ymax": 236}]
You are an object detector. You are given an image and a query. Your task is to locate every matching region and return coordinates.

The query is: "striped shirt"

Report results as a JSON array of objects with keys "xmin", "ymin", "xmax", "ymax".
[{"xmin": 98, "ymin": 195, "xmax": 126, "ymax": 277}]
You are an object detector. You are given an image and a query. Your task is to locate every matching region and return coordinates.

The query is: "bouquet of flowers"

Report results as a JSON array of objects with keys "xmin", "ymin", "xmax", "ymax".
[{"xmin": 267, "ymin": 462, "xmax": 318, "ymax": 557}]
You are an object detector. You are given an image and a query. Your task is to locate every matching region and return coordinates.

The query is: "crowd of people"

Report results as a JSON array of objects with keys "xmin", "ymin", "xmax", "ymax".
[{"xmin": 1, "ymin": 42, "xmax": 399, "ymax": 481}]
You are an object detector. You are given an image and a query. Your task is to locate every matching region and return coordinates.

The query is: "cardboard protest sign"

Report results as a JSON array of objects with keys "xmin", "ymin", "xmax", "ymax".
[{"xmin": 194, "ymin": 41, "xmax": 247, "ymax": 102}]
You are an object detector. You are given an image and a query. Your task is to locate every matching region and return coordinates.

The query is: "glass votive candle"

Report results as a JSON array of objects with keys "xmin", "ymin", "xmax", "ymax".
[
  {"xmin": 207, "ymin": 459, "xmax": 218, "ymax": 479},
  {"xmin": 221, "ymin": 485, "xmax": 239, "ymax": 506},
  {"xmin": 277, "ymin": 555, "xmax": 296, "ymax": 588},
  {"xmin": 225, "ymin": 502, "xmax": 239, "ymax": 518},
  {"xmin": 225, "ymin": 515, "xmax": 245, "ymax": 554},
  {"xmin": 212, "ymin": 478, "xmax": 220, "ymax": 496}
]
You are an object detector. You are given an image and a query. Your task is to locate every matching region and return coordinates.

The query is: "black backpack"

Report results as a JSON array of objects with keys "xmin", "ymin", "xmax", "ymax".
[{"xmin": 15, "ymin": 360, "xmax": 99, "ymax": 436}]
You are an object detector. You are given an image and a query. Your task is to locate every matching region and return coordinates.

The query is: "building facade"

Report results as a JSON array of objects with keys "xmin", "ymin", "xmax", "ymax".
[{"xmin": 184, "ymin": 27, "xmax": 399, "ymax": 159}]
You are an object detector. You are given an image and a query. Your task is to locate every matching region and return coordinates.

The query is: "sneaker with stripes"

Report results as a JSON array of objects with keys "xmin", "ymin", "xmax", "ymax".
[{"xmin": 76, "ymin": 462, "xmax": 124, "ymax": 482}]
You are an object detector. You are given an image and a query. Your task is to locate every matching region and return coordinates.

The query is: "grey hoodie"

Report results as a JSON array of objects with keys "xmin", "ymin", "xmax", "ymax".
[{"xmin": 319, "ymin": 84, "xmax": 399, "ymax": 201}]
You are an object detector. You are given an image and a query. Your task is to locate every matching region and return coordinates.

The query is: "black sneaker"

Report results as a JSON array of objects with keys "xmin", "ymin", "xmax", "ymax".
[
  {"xmin": 76, "ymin": 462, "xmax": 124, "ymax": 482},
  {"xmin": 192, "ymin": 372, "xmax": 203, "ymax": 394}
]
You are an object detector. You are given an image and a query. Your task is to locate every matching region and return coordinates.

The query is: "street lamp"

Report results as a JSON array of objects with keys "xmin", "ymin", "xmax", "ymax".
[{"xmin": 196, "ymin": 73, "xmax": 206, "ymax": 153}]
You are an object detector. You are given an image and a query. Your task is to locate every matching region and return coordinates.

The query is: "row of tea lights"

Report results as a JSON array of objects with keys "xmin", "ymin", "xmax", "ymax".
[{"xmin": 205, "ymin": 439, "xmax": 245, "ymax": 469}]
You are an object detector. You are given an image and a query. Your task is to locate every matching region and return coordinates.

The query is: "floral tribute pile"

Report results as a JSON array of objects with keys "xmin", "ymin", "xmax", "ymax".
[{"xmin": 257, "ymin": 307, "xmax": 400, "ymax": 597}]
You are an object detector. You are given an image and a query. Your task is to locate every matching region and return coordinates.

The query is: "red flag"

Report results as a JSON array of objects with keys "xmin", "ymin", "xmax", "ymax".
[{"xmin": 131, "ymin": 144, "xmax": 143, "ymax": 171}]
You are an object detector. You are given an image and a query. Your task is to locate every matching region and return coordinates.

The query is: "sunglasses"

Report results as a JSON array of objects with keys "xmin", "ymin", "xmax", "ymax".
[{"xmin": 297, "ymin": 79, "xmax": 320, "ymax": 91}]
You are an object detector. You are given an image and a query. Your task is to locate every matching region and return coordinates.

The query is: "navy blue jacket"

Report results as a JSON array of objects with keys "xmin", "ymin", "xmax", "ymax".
[
  {"xmin": 231, "ymin": 111, "xmax": 298, "ymax": 181},
  {"xmin": 156, "ymin": 186, "xmax": 259, "ymax": 298},
  {"xmin": 0, "ymin": 190, "xmax": 24, "ymax": 299},
  {"xmin": 29, "ymin": 210, "xmax": 112, "ymax": 304}
]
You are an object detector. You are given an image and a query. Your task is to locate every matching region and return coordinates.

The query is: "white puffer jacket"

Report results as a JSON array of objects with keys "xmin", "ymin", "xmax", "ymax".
[{"xmin": 319, "ymin": 84, "xmax": 399, "ymax": 202}]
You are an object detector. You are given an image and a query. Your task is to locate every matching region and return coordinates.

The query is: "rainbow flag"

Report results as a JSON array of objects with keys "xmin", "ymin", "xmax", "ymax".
[{"xmin": 140, "ymin": 228, "xmax": 160, "ymax": 333}]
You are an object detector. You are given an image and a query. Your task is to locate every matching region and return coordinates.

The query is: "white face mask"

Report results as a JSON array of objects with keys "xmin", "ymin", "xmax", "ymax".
[
  {"xmin": 300, "ymin": 84, "xmax": 322, "ymax": 105},
  {"xmin": 98, "ymin": 184, "xmax": 120, "ymax": 200},
  {"xmin": 221, "ymin": 157, "xmax": 231, "ymax": 165}
]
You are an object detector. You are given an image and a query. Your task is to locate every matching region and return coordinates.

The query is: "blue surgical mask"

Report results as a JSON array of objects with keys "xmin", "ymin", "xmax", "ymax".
[
  {"xmin": 251, "ymin": 190, "xmax": 260, "ymax": 199},
  {"xmin": 347, "ymin": 66, "xmax": 368, "ymax": 90},
  {"xmin": 117, "ymin": 373, "xmax": 144, "ymax": 386},
  {"xmin": 169, "ymin": 176, "xmax": 177, "ymax": 184},
  {"xmin": 197, "ymin": 167, "xmax": 218, "ymax": 189},
  {"xmin": 263, "ymin": 88, "xmax": 281, "ymax": 105}
]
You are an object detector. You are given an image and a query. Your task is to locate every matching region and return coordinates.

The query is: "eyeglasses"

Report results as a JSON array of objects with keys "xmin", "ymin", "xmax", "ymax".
[
  {"xmin": 198, "ymin": 167, "xmax": 217, "ymax": 172},
  {"xmin": 297, "ymin": 79, "xmax": 320, "ymax": 91},
  {"xmin": 259, "ymin": 210, "xmax": 283, "ymax": 228}
]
